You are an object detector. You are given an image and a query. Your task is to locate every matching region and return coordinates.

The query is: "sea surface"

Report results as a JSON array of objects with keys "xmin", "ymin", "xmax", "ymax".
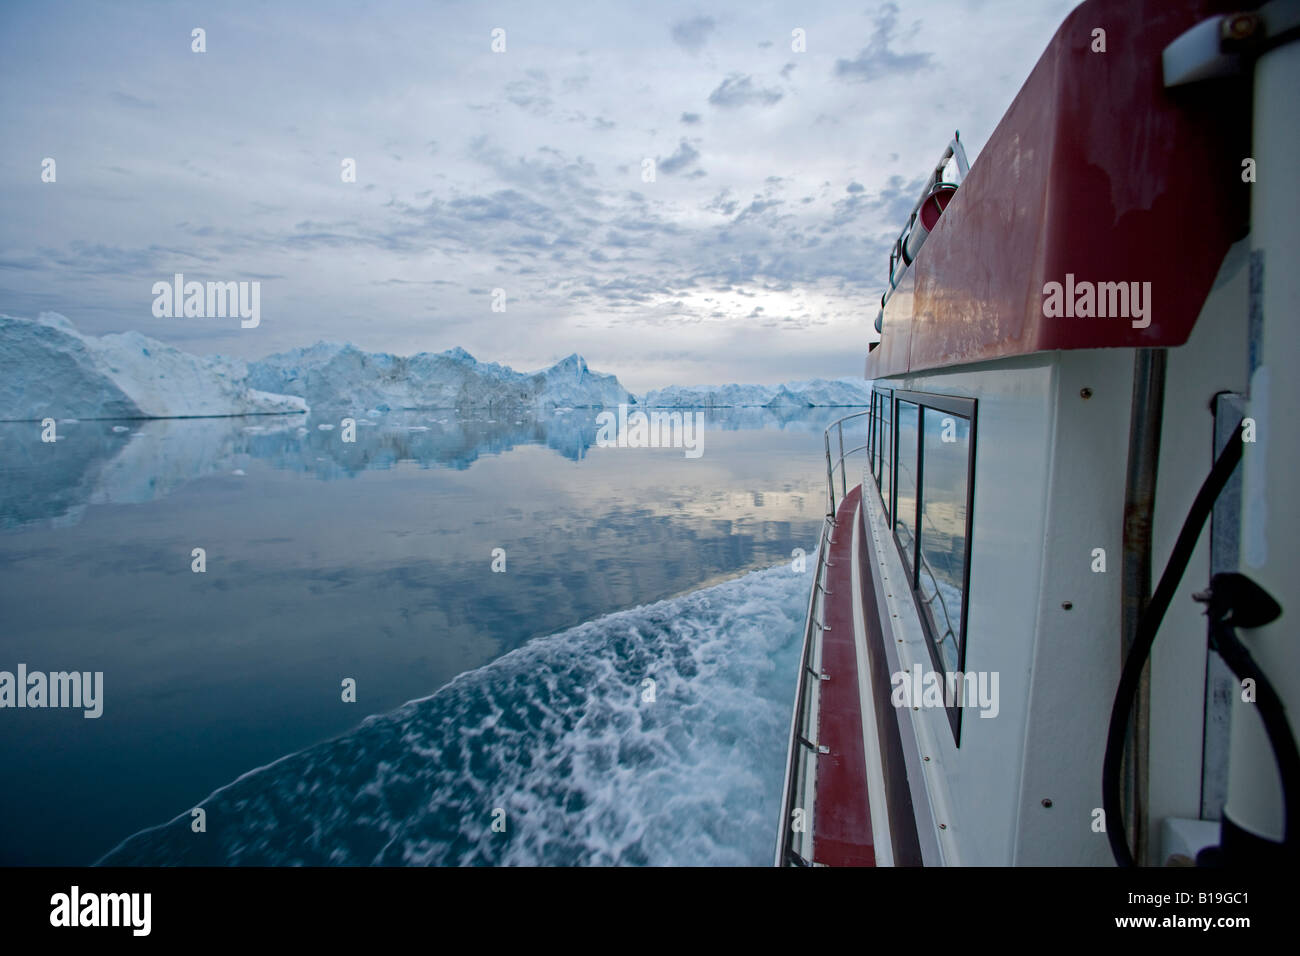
[{"xmin": 0, "ymin": 406, "xmax": 867, "ymax": 865}]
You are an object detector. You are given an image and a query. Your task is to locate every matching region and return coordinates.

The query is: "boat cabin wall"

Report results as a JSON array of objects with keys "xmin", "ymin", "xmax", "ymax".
[
  {"xmin": 869, "ymin": 237, "xmax": 1252, "ymax": 865},
  {"xmin": 876, "ymin": 350, "xmax": 1131, "ymax": 865}
]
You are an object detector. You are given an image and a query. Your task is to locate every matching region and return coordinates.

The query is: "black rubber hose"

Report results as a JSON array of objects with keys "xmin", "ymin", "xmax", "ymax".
[
  {"xmin": 1211, "ymin": 615, "xmax": 1299, "ymax": 852},
  {"xmin": 1102, "ymin": 421, "xmax": 1244, "ymax": 867}
]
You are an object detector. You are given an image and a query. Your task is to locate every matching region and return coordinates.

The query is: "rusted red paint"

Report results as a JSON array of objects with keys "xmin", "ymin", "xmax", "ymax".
[
  {"xmin": 813, "ymin": 485, "xmax": 877, "ymax": 867},
  {"xmin": 867, "ymin": 0, "xmax": 1250, "ymax": 380}
]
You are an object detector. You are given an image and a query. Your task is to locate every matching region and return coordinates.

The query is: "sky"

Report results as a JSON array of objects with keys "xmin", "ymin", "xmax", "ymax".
[{"xmin": 1, "ymin": 0, "xmax": 1077, "ymax": 393}]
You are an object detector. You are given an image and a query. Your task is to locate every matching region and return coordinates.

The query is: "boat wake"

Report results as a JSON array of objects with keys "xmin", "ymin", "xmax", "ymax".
[{"xmin": 98, "ymin": 564, "xmax": 807, "ymax": 866}]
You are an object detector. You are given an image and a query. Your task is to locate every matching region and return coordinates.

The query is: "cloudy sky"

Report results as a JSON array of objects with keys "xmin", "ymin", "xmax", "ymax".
[{"xmin": 1, "ymin": 0, "xmax": 1076, "ymax": 392}]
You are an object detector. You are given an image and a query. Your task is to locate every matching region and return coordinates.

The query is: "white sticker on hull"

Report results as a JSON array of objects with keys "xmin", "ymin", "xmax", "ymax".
[{"xmin": 1243, "ymin": 365, "xmax": 1269, "ymax": 569}]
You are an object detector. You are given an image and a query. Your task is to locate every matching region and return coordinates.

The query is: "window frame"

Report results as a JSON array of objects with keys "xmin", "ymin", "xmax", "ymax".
[
  {"xmin": 869, "ymin": 386, "xmax": 977, "ymax": 744},
  {"xmin": 868, "ymin": 390, "xmax": 878, "ymax": 480},
  {"xmin": 892, "ymin": 399, "xmax": 921, "ymax": 582},
  {"xmin": 871, "ymin": 384, "xmax": 894, "ymax": 524}
]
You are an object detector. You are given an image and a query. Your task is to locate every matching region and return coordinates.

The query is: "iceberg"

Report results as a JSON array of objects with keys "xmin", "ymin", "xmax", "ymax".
[
  {"xmin": 247, "ymin": 344, "xmax": 632, "ymax": 413},
  {"xmin": 640, "ymin": 377, "xmax": 873, "ymax": 408},
  {"xmin": 0, "ymin": 313, "xmax": 308, "ymax": 421},
  {"xmin": 2, "ymin": 311, "xmax": 866, "ymax": 420}
]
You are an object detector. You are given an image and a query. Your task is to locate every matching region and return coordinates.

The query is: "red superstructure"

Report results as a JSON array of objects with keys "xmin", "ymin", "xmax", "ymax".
[{"xmin": 869, "ymin": 0, "xmax": 1249, "ymax": 380}]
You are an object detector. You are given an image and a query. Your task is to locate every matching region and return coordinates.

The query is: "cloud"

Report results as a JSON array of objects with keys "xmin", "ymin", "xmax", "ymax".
[
  {"xmin": 504, "ymin": 70, "xmax": 552, "ymax": 115},
  {"xmin": 732, "ymin": 198, "xmax": 783, "ymax": 223},
  {"xmin": 53, "ymin": 241, "xmax": 214, "ymax": 277},
  {"xmin": 828, "ymin": 174, "xmax": 923, "ymax": 228},
  {"xmin": 658, "ymin": 140, "xmax": 701, "ymax": 175},
  {"xmin": 707, "ymin": 74, "xmax": 783, "ymax": 109},
  {"xmin": 680, "ymin": 112, "xmax": 701, "ymax": 125},
  {"xmin": 110, "ymin": 92, "xmax": 158, "ymax": 110},
  {"xmin": 465, "ymin": 137, "xmax": 600, "ymax": 200},
  {"xmin": 835, "ymin": 2, "xmax": 934, "ymax": 83},
  {"xmin": 705, "ymin": 190, "xmax": 739, "ymax": 216},
  {"xmin": 670, "ymin": 16, "xmax": 716, "ymax": 52}
]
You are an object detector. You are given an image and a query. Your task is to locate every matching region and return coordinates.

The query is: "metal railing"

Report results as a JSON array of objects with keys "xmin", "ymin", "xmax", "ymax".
[
  {"xmin": 875, "ymin": 132, "xmax": 970, "ymax": 335},
  {"xmin": 775, "ymin": 409, "xmax": 873, "ymax": 866},
  {"xmin": 916, "ymin": 549, "xmax": 959, "ymax": 652},
  {"xmin": 825, "ymin": 409, "xmax": 873, "ymax": 516}
]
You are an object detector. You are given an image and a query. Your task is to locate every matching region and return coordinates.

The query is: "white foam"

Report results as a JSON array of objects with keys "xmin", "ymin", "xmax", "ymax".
[{"xmin": 98, "ymin": 563, "xmax": 810, "ymax": 866}]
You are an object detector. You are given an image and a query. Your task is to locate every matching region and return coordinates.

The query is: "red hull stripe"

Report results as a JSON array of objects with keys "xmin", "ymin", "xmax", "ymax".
[{"xmin": 813, "ymin": 485, "xmax": 877, "ymax": 867}]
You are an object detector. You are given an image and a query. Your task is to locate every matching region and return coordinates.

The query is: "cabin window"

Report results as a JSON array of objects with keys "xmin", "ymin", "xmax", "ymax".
[
  {"xmin": 869, "ymin": 390, "xmax": 880, "ymax": 480},
  {"xmin": 918, "ymin": 409, "xmax": 970, "ymax": 676},
  {"xmin": 878, "ymin": 389, "xmax": 892, "ymax": 521},
  {"xmin": 869, "ymin": 387, "xmax": 976, "ymax": 743},
  {"xmin": 894, "ymin": 401, "xmax": 920, "ymax": 576},
  {"xmin": 868, "ymin": 391, "xmax": 877, "ymax": 478}
]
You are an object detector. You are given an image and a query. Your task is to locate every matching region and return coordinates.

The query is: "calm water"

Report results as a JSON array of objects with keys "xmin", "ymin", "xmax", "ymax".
[{"xmin": 0, "ymin": 407, "xmax": 864, "ymax": 865}]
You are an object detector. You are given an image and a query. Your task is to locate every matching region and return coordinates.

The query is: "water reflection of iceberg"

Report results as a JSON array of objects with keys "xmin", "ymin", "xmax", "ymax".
[
  {"xmin": 0, "ymin": 405, "xmax": 865, "ymax": 531},
  {"xmin": 0, "ymin": 417, "xmax": 291, "ymax": 530}
]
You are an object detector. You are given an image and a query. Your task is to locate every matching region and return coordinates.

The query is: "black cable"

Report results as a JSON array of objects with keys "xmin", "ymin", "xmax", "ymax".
[
  {"xmin": 1208, "ymin": 584, "xmax": 1298, "ymax": 854},
  {"xmin": 1101, "ymin": 421, "xmax": 1245, "ymax": 867}
]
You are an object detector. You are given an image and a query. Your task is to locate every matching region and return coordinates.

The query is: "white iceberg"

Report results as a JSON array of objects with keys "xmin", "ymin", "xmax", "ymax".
[
  {"xmin": 639, "ymin": 377, "xmax": 873, "ymax": 408},
  {"xmin": 0, "ymin": 313, "xmax": 309, "ymax": 420},
  {"xmin": 2, "ymin": 311, "xmax": 867, "ymax": 420},
  {"xmin": 247, "ymin": 343, "xmax": 632, "ymax": 412}
]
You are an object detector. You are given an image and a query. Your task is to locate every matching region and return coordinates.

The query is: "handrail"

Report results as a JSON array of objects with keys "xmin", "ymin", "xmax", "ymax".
[
  {"xmin": 775, "ymin": 511, "xmax": 834, "ymax": 866},
  {"xmin": 776, "ymin": 405, "xmax": 965, "ymax": 863},
  {"xmin": 776, "ymin": 408, "xmax": 873, "ymax": 866},
  {"xmin": 875, "ymin": 131, "xmax": 970, "ymax": 334},
  {"xmin": 823, "ymin": 409, "xmax": 872, "ymax": 515},
  {"xmin": 916, "ymin": 549, "xmax": 958, "ymax": 650}
]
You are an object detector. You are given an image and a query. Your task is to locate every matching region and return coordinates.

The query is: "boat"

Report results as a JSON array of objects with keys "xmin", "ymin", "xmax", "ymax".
[{"xmin": 776, "ymin": 0, "xmax": 1299, "ymax": 867}]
